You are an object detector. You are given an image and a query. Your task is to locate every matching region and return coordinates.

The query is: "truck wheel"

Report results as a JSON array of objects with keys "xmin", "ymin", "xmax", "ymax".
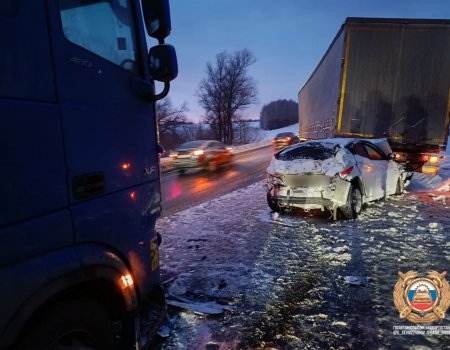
[
  {"xmin": 395, "ymin": 177, "xmax": 404, "ymax": 195},
  {"xmin": 267, "ymin": 192, "xmax": 283, "ymax": 213},
  {"xmin": 340, "ymin": 184, "xmax": 362, "ymax": 219},
  {"xmin": 16, "ymin": 298, "xmax": 115, "ymax": 350}
]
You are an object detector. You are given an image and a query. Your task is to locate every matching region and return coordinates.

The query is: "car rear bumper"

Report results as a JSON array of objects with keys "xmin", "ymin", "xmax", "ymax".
[
  {"xmin": 275, "ymin": 194, "xmax": 333, "ymax": 210},
  {"xmin": 174, "ymin": 158, "xmax": 204, "ymax": 169},
  {"xmin": 266, "ymin": 174, "xmax": 351, "ymax": 210}
]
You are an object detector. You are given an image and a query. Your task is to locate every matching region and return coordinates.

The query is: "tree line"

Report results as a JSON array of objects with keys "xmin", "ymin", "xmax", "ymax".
[{"xmin": 259, "ymin": 99, "xmax": 298, "ymax": 130}]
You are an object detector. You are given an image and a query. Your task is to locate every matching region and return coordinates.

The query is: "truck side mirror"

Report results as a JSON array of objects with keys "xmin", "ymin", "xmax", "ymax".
[
  {"xmin": 149, "ymin": 44, "xmax": 178, "ymax": 82},
  {"xmin": 141, "ymin": 0, "xmax": 171, "ymax": 41}
]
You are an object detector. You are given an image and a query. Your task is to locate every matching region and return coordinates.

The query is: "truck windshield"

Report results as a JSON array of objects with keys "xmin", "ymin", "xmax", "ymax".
[{"xmin": 58, "ymin": 0, "xmax": 139, "ymax": 74}]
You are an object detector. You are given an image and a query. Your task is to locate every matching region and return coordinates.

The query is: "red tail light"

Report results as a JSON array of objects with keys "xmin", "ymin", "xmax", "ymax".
[{"xmin": 340, "ymin": 166, "xmax": 353, "ymax": 176}]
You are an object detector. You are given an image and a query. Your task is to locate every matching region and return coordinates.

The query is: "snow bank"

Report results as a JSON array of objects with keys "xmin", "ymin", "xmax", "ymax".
[
  {"xmin": 259, "ymin": 123, "xmax": 299, "ymax": 141},
  {"xmin": 407, "ymin": 172, "xmax": 450, "ymax": 192}
]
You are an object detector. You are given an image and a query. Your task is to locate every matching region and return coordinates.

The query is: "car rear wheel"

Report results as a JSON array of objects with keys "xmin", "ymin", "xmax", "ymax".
[
  {"xmin": 267, "ymin": 192, "xmax": 284, "ymax": 213},
  {"xmin": 340, "ymin": 184, "xmax": 362, "ymax": 219}
]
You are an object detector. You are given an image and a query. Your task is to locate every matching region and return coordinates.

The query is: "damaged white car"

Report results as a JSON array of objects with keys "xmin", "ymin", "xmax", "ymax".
[{"xmin": 266, "ymin": 138, "xmax": 407, "ymax": 219}]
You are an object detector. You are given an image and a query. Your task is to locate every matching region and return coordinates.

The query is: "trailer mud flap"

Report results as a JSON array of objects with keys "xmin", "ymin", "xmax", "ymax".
[{"xmin": 150, "ymin": 237, "xmax": 159, "ymax": 272}]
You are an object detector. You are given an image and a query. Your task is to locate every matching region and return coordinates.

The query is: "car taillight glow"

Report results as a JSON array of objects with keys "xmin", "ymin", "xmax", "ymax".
[{"xmin": 340, "ymin": 166, "xmax": 353, "ymax": 176}]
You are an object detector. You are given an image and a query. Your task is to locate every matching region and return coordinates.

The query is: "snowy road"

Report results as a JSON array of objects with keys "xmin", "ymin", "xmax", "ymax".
[
  {"xmin": 160, "ymin": 145, "xmax": 272, "ymax": 216},
  {"xmin": 155, "ymin": 175, "xmax": 450, "ymax": 349}
]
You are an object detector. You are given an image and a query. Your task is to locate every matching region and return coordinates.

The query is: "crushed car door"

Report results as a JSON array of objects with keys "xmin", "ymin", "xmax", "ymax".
[
  {"xmin": 352, "ymin": 142, "xmax": 379, "ymax": 200},
  {"xmin": 363, "ymin": 143, "xmax": 392, "ymax": 198}
]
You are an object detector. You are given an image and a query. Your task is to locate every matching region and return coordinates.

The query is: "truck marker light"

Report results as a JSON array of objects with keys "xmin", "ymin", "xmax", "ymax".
[
  {"xmin": 429, "ymin": 156, "xmax": 440, "ymax": 164},
  {"xmin": 420, "ymin": 154, "xmax": 429, "ymax": 162},
  {"xmin": 120, "ymin": 274, "xmax": 134, "ymax": 289},
  {"xmin": 422, "ymin": 166, "xmax": 438, "ymax": 175},
  {"xmin": 122, "ymin": 162, "xmax": 131, "ymax": 170}
]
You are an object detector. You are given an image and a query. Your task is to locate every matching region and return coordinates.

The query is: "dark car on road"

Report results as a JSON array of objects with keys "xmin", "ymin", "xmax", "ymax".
[
  {"xmin": 173, "ymin": 140, "xmax": 233, "ymax": 173},
  {"xmin": 271, "ymin": 132, "xmax": 301, "ymax": 150}
]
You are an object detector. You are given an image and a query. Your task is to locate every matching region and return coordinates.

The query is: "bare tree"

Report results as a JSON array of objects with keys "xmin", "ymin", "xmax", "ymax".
[
  {"xmin": 156, "ymin": 98, "xmax": 189, "ymax": 150},
  {"xmin": 197, "ymin": 49, "xmax": 257, "ymax": 144}
]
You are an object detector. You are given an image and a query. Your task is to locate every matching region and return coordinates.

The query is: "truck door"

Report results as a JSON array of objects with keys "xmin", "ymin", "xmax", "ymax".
[
  {"xmin": 0, "ymin": 1, "xmax": 73, "ymax": 345},
  {"xmin": 47, "ymin": 0, "xmax": 162, "ymax": 288}
]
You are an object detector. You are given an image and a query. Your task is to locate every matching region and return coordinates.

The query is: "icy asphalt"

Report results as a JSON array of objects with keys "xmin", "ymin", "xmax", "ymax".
[{"xmin": 155, "ymin": 173, "xmax": 450, "ymax": 350}]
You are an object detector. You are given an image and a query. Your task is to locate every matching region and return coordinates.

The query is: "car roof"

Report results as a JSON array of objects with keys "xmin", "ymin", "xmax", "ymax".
[{"xmin": 275, "ymin": 132, "xmax": 296, "ymax": 137}]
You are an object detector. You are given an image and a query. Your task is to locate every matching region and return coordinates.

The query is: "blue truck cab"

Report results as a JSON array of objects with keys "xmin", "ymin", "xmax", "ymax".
[{"xmin": 0, "ymin": 0, "xmax": 177, "ymax": 349}]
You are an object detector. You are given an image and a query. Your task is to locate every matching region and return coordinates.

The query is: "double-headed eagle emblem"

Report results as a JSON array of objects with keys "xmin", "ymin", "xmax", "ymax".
[{"xmin": 393, "ymin": 271, "xmax": 450, "ymax": 324}]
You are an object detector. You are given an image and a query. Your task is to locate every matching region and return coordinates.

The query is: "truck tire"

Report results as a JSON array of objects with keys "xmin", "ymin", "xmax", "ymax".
[
  {"xmin": 339, "ymin": 184, "xmax": 362, "ymax": 219},
  {"xmin": 16, "ymin": 297, "xmax": 115, "ymax": 350}
]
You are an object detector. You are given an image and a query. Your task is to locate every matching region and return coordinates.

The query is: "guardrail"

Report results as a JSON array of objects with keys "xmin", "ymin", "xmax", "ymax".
[{"xmin": 160, "ymin": 140, "xmax": 271, "ymax": 173}]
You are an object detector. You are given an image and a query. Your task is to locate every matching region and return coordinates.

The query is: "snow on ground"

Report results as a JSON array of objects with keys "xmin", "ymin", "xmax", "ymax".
[
  {"xmin": 259, "ymin": 123, "xmax": 299, "ymax": 141},
  {"xmin": 156, "ymin": 169, "xmax": 450, "ymax": 349}
]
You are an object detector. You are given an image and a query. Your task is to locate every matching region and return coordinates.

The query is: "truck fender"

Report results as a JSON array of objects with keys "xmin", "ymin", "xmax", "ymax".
[{"xmin": 0, "ymin": 244, "xmax": 137, "ymax": 348}]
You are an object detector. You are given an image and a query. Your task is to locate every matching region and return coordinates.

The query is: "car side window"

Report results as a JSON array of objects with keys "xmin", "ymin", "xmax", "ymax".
[
  {"xmin": 216, "ymin": 142, "xmax": 226, "ymax": 150},
  {"xmin": 364, "ymin": 144, "xmax": 386, "ymax": 161},
  {"xmin": 352, "ymin": 142, "xmax": 369, "ymax": 158}
]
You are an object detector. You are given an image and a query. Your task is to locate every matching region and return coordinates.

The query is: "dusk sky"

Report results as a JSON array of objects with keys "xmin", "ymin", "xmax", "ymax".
[{"xmin": 165, "ymin": 0, "xmax": 450, "ymax": 122}]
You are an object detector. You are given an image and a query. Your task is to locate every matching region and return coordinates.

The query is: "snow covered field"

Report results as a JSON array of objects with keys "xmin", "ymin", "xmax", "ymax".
[{"xmin": 155, "ymin": 169, "xmax": 450, "ymax": 349}]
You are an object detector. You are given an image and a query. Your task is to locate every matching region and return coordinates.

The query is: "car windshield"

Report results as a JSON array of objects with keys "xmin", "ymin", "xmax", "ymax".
[
  {"xmin": 177, "ymin": 141, "xmax": 205, "ymax": 150},
  {"xmin": 275, "ymin": 141, "xmax": 340, "ymax": 161}
]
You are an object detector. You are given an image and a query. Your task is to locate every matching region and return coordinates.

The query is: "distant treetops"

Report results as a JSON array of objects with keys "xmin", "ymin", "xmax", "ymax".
[{"xmin": 260, "ymin": 99, "xmax": 298, "ymax": 130}]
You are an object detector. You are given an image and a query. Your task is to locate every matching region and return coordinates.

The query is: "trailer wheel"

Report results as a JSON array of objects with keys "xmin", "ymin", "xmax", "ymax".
[
  {"xmin": 340, "ymin": 184, "xmax": 362, "ymax": 219},
  {"xmin": 16, "ymin": 297, "xmax": 115, "ymax": 350}
]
